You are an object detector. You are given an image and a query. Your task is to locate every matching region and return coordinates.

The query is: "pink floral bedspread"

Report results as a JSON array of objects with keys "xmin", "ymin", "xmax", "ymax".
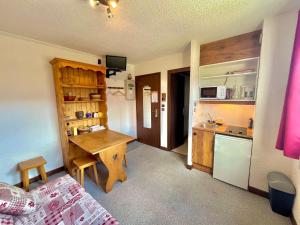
[{"xmin": 13, "ymin": 175, "xmax": 119, "ymax": 225}]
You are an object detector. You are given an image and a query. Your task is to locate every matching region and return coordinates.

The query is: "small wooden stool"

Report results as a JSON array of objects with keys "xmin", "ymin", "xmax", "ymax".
[
  {"xmin": 73, "ymin": 157, "xmax": 99, "ymax": 187},
  {"xmin": 18, "ymin": 156, "xmax": 48, "ymax": 191}
]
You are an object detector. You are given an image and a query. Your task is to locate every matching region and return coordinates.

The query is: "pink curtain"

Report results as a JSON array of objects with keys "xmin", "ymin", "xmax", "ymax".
[{"xmin": 276, "ymin": 11, "xmax": 300, "ymax": 160}]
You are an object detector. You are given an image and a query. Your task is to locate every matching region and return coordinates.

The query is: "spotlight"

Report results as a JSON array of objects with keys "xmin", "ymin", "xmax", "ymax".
[
  {"xmin": 89, "ymin": 0, "xmax": 100, "ymax": 7},
  {"xmin": 108, "ymin": 0, "xmax": 118, "ymax": 8},
  {"xmin": 89, "ymin": 0, "xmax": 119, "ymax": 18},
  {"xmin": 107, "ymin": 7, "xmax": 113, "ymax": 18}
]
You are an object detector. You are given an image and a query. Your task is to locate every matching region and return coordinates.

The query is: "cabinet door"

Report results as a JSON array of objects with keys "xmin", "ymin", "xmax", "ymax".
[{"xmin": 192, "ymin": 130, "xmax": 214, "ymax": 168}]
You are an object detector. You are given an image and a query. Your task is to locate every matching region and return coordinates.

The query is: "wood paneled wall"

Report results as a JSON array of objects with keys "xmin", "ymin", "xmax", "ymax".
[{"xmin": 200, "ymin": 30, "xmax": 262, "ymax": 65}]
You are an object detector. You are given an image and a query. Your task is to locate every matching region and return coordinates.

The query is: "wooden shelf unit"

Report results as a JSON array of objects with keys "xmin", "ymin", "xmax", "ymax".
[
  {"xmin": 199, "ymin": 32, "xmax": 261, "ymax": 105},
  {"xmin": 64, "ymin": 100, "xmax": 104, "ymax": 104},
  {"xmin": 199, "ymin": 56, "xmax": 260, "ymax": 105},
  {"xmin": 65, "ymin": 117, "xmax": 103, "ymax": 122},
  {"xmin": 199, "ymin": 57, "xmax": 260, "ymax": 69},
  {"xmin": 199, "ymin": 99, "xmax": 256, "ymax": 105},
  {"xmin": 50, "ymin": 58, "xmax": 108, "ymax": 170},
  {"xmin": 201, "ymin": 71, "xmax": 256, "ymax": 79},
  {"xmin": 61, "ymin": 84, "xmax": 105, "ymax": 89}
]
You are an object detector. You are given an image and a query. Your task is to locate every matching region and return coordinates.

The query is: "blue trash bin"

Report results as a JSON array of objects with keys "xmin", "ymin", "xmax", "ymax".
[{"xmin": 267, "ymin": 171, "xmax": 296, "ymax": 217}]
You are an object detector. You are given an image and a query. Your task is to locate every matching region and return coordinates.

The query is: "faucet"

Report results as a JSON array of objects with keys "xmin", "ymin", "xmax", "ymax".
[{"xmin": 207, "ymin": 113, "xmax": 215, "ymax": 123}]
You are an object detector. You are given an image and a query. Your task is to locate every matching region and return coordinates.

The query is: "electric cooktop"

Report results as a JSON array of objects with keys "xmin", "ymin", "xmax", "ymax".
[{"xmin": 225, "ymin": 126, "xmax": 247, "ymax": 136}]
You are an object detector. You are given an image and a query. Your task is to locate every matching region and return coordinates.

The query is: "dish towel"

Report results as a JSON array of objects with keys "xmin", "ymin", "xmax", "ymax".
[{"xmin": 276, "ymin": 10, "xmax": 300, "ymax": 160}]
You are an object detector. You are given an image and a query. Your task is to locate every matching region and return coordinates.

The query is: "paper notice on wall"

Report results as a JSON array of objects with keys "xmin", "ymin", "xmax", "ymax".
[{"xmin": 151, "ymin": 91, "xmax": 158, "ymax": 103}]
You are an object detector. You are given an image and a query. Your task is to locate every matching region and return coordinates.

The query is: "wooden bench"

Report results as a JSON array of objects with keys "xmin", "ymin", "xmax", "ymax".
[{"xmin": 18, "ymin": 156, "xmax": 48, "ymax": 191}]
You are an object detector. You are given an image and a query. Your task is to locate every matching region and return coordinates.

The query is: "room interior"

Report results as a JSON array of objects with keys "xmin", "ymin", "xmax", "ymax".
[{"xmin": 0, "ymin": 1, "xmax": 300, "ymax": 225}]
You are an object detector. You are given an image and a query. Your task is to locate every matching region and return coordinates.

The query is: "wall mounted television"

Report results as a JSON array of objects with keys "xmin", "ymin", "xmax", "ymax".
[{"xmin": 106, "ymin": 55, "xmax": 127, "ymax": 71}]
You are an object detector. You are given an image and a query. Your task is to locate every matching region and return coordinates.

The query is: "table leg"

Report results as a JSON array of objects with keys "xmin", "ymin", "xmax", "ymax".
[
  {"xmin": 92, "ymin": 164, "xmax": 100, "ymax": 186},
  {"xmin": 124, "ymin": 154, "xmax": 128, "ymax": 168},
  {"xmin": 21, "ymin": 170, "xmax": 29, "ymax": 192},
  {"xmin": 80, "ymin": 169, "xmax": 85, "ymax": 187},
  {"xmin": 38, "ymin": 165, "xmax": 48, "ymax": 183},
  {"xmin": 76, "ymin": 169, "xmax": 80, "ymax": 184},
  {"xmin": 98, "ymin": 143, "xmax": 127, "ymax": 193},
  {"xmin": 88, "ymin": 167, "xmax": 94, "ymax": 179}
]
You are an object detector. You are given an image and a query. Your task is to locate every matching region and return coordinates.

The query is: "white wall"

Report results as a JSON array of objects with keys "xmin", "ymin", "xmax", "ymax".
[
  {"xmin": 0, "ymin": 32, "xmax": 136, "ymax": 184},
  {"xmin": 135, "ymin": 49, "xmax": 191, "ymax": 148},
  {"xmin": 106, "ymin": 65, "xmax": 136, "ymax": 137},
  {"xmin": 133, "ymin": 41, "xmax": 199, "ymax": 166},
  {"xmin": 187, "ymin": 40, "xmax": 200, "ymax": 165},
  {"xmin": 183, "ymin": 75, "xmax": 190, "ymax": 137},
  {"xmin": 249, "ymin": 10, "xmax": 299, "ymax": 223},
  {"xmin": 195, "ymin": 104, "xmax": 255, "ymax": 127}
]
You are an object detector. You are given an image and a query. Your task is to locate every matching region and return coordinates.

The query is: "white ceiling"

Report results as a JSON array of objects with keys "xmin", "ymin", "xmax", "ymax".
[{"xmin": 0, "ymin": 0, "xmax": 299, "ymax": 63}]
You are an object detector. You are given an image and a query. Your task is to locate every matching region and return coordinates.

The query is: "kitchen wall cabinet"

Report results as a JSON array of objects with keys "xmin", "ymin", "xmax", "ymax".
[
  {"xmin": 192, "ymin": 129, "xmax": 214, "ymax": 174},
  {"xmin": 199, "ymin": 31, "xmax": 262, "ymax": 106},
  {"xmin": 200, "ymin": 30, "xmax": 261, "ymax": 66}
]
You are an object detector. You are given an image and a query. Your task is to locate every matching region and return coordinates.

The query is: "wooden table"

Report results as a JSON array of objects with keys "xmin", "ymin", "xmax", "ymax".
[{"xmin": 68, "ymin": 130, "xmax": 134, "ymax": 192}]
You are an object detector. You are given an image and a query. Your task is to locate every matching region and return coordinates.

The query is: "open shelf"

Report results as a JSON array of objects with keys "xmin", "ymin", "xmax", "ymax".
[
  {"xmin": 61, "ymin": 84, "xmax": 105, "ymax": 89},
  {"xmin": 65, "ymin": 117, "xmax": 103, "ymax": 123},
  {"xmin": 199, "ymin": 57, "xmax": 260, "ymax": 69},
  {"xmin": 64, "ymin": 100, "xmax": 104, "ymax": 104},
  {"xmin": 199, "ymin": 99, "xmax": 256, "ymax": 105},
  {"xmin": 201, "ymin": 72, "xmax": 256, "ymax": 79}
]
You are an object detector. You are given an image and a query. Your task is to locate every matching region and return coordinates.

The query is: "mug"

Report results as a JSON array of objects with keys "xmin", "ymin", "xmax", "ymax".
[
  {"xmin": 93, "ymin": 112, "xmax": 99, "ymax": 118},
  {"xmin": 86, "ymin": 112, "xmax": 92, "ymax": 118},
  {"xmin": 75, "ymin": 111, "xmax": 84, "ymax": 119}
]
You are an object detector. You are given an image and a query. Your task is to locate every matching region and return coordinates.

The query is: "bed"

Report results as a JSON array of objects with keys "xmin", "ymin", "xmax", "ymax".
[{"xmin": 2, "ymin": 175, "xmax": 119, "ymax": 225}]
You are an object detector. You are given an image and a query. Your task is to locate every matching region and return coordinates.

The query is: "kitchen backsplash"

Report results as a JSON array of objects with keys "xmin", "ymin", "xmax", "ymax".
[{"xmin": 195, "ymin": 103, "xmax": 255, "ymax": 127}]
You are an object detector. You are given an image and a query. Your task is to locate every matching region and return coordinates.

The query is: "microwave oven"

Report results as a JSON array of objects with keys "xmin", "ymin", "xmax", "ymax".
[{"xmin": 200, "ymin": 86, "xmax": 226, "ymax": 99}]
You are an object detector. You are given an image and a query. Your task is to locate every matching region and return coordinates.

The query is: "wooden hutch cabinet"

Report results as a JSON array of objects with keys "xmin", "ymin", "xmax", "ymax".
[{"xmin": 50, "ymin": 58, "xmax": 108, "ymax": 172}]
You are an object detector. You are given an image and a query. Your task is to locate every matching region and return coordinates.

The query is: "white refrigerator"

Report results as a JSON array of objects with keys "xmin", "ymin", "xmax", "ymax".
[{"xmin": 213, "ymin": 134, "xmax": 253, "ymax": 190}]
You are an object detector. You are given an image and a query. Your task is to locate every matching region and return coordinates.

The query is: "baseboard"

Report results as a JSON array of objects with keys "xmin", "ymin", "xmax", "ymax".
[
  {"xmin": 248, "ymin": 186, "xmax": 269, "ymax": 199},
  {"xmin": 192, "ymin": 163, "xmax": 212, "ymax": 174},
  {"xmin": 13, "ymin": 165, "xmax": 298, "ymax": 225},
  {"xmin": 160, "ymin": 146, "xmax": 169, "ymax": 151},
  {"xmin": 186, "ymin": 164, "xmax": 192, "ymax": 170},
  {"xmin": 242, "ymin": 186, "xmax": 298, "ymax": 224},
  {"xmin": 128, "ymin": 138, "xmax": 137, "ymax": 144},
  {"xmin": 15, "ymin": 166, "xmax": 65, "ymax": 188},
  {"xmin": 291, "ymin": 213, "xmax": 298, "ymax": 225}
]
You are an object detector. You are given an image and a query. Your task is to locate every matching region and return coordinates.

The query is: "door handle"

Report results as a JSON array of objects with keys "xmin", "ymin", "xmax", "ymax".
[
  {"xmin": 155, "ymin": 109, "xmax": 158, "ymax": 118},
  {"xmin": 112, "ymin": 154, "xmax": 118, "ymax": 161}
]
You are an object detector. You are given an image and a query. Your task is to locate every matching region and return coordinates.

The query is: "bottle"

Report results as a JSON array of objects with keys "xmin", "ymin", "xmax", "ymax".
[
  {"xmin": 248, "ymin": 118, "xmax": 253, "ymax": 129},
  {"xmin": 66, "ymin": 123, "xmax": 71, "ymax": 136},
  {"xmin": 71, "ymin": 127, "xmax": 78, "ymax": 136},
  {"xmin": 233, "ymin": 84, "xmax": 239, "ymax": 99}
]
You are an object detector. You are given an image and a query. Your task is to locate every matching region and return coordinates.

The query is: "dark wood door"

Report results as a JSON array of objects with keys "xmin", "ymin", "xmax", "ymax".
[
  {"xmin": 167, "ymin": 67, "xmax": 190, "ymax": 150},
  {"xmin": 135, "ymin": 73, "xmax": 161, "ymax": 148}
]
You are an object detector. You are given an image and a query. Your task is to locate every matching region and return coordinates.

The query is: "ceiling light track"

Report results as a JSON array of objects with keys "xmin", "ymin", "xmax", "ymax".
[{"xmin": 89, "ymin": 0, "xmax": 119, "ymax": 18}]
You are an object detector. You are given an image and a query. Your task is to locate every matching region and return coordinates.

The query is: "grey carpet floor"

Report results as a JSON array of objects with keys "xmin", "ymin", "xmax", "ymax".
[
  {"xmin": 172, "ymin": 139, "xmax": 188, "ymax": 156},
  {"xmin": 35, "ymin": 142, "xmax": 291, "ymax": 225}
]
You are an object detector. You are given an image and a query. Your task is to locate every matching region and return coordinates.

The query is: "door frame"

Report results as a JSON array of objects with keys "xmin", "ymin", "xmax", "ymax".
[
  {"xmin": 167, "ymin": 67, "xmax": 190, "ymax": 151},
  {"xmin": 135, "ymin": 72, "xmax": 161, "ymax": 148}
]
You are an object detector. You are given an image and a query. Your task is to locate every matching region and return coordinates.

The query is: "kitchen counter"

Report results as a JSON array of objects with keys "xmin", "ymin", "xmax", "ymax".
[{"xmin": 193, "ymin": 124, "xmax": 253, "ymax": 139}]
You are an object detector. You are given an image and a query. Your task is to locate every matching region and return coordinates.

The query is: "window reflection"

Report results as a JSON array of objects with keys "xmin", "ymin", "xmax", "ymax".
[{"xmin": 143, "ymin": 86, "xmax": 152, "ymax": 128}]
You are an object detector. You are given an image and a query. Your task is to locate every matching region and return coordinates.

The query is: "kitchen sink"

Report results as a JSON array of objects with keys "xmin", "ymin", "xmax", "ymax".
[{"xmin": 199, "ymin": 122, "xmax": 219, "ymax": 129}]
